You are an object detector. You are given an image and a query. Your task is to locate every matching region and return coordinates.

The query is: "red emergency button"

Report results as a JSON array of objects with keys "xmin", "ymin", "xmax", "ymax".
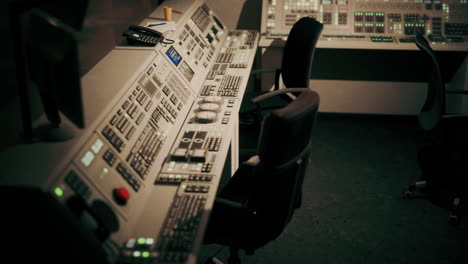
[{"xmin": 114, "ymin": 187, "xmax": 130, "ymax": 205}]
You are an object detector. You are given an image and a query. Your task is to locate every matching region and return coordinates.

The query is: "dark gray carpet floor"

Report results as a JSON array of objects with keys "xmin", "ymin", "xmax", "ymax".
[{"xmin": 199, "ymin": 114, "xmax": 468, "ymax": 264}]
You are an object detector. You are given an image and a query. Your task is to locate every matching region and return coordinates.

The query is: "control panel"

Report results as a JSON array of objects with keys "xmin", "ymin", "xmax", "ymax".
[
  {"xmin": 261, "ymin": 0, "xmax": 468, "ymax": 49},
  {"xmin": 50, "ymin": 51, "xmax": 196, "ymax": 234},
  {"xmin": 161, "ymin": 3, "xmax": 228, "ymax": 95},
  {"xmin": 46, "ymin": 1, "xmax": 259, "ymax": 263}
]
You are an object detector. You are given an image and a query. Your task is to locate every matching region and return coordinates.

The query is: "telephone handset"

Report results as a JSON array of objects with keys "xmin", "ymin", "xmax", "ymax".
[{"xmin": 122, "ymin": 25, "xmax": 173, "ymax": 46}]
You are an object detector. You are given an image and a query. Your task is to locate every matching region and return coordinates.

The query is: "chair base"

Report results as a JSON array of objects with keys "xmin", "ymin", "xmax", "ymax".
[
  {"xmin": 402, "ymin": 180, "xmax": 464, "ymax": 226},
  {"xmin": 204, "ymin": 247, "xmax": 241, "ymax": 264}
]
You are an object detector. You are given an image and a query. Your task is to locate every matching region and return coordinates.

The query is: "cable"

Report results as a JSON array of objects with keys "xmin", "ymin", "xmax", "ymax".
[{"xmin": 161, "ymin": 37, "xmax": 175, "ymax": 44}]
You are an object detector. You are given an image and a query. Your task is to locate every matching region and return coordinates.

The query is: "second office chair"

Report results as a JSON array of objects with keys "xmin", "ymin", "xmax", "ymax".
[{"xmin": 239, "ymin": 17, "xmax": 323, "ymax": 125}]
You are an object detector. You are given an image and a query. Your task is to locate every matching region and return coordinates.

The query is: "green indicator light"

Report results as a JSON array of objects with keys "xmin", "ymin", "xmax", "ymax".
[
  {"xmin": 138, "ymin": 238, "xmax": 146, "ymax": 244},
  {"xmin": 54, "ymin": 187, "xmax": 64, "ymax": 197},
  {"xmin": 142, "ymin": 252, "xmax": 150, "ymax": 258},
  {"xmin": 103, "ymin": 168, "xmax": 109, "ymax": 174},
  {"xmin": 133, "ymin": 251, "xmax": 141, "ymax": 257},
  {"xmin": 442, "ymin": 42, "xmax": 446, "ymax": 45},
  {"xmin": 182, "ymin": 185, "xmax": 187, "ymax": 189},
  {"xmin": 198, "ymin": 163, "xmax": 203, "ymax": 166}
]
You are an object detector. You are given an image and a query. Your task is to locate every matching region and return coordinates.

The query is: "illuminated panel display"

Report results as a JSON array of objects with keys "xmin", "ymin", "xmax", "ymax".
[
  {"xmin": 166, "ymin": 46, "xmax": 182, "ymax": 66},
  {"xmin": 81, "ymin": 151, "xmax": 95, "ymax": 167},
  {"xmin": 179, "ymin": 61, "xmax": 195, "ymax": 82}
]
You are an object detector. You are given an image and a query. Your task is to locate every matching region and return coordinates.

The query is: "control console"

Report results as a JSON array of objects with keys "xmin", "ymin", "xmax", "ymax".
[
  {"xmin": 261, "ymin": 0, "xmax": 468, "ymax": 50},
  {"xmin": 45, "ymin": 1, "xmax": 259, "ymax": 263}
]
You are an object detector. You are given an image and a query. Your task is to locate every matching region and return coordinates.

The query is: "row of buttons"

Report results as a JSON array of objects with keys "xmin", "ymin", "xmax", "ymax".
[
  {"xmin": 218, "ymin": 75, "xmax": 242, "ymax": 97},
  {"xmin": 155, "ymin": 174, "xmax": 213, "ymax": 184},
  {"xmin": 201, "ymin": 162, "xmax": 213, "ymax": 173},
  {"xmin": 445, "ymin": 23, "xmax": 468, "ymax": 36},
  {"xmin": 127, "ymin": 125, "xmax": 165, "ymax": 179},
  {"xmin": 229, "ymin": 63, "xmax": 247, "ymax": 68},
  {"xmin": 64, "ymin": 170, "xmax": 91, "ymax": 200},
  {"xmin": 102, "ymin": 125, "xmax": 125, "ymax": 152},
  {"xmin": 103, "ymin": 149, "xmax": 117, "ymax": 166},
  {"xmin": 160, "ymin": 98, "xmax": 178, "ymax": 123},
  {"xmin": 154, "ymin": 194, "xmax": 206, "ymax": 262},
  {"xmin": 206, "ymin": 136, "xmax": 222, "ymax": 151},
  {"xmin": 184, "ymin": 184, "xmax": 210, "ymax": 193},
  {"xmin": 120, "ymin": 237, "xmax": 157, "ymax": 264},
  {"xmin": 370, "ymin": 35, "xmax": 393, "ymax": 43},
  {"xmin": 116, "ymin": 162, "xmax": 140, "ymax": 192}
]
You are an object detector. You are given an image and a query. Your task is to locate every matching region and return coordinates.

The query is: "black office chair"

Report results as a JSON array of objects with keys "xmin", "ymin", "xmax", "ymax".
[
  {"xmin": 203, "ymin": 88, "xmax": 320, "ymax": 264},
  {"xmin": 240, "ymin": 17, "xmax": 323, "ymax": 126},
  {"xmin": 403, "ymin": 34, "xmax": 468, "ymax": 225}
]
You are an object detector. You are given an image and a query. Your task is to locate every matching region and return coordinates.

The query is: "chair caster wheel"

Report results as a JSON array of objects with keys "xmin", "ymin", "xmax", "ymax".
[
  {"xmin": 448, "ymin": 214, "xmax": 460, "ymax": 226},
  {"xmin": 402, "ymin": 189, "xmax": 414, "ymax": 200},
  {"xmin": 245, "ymin": 249, "xmax": 254, "ymax": 256},
  {"xmin": 228, "ymin": 255, "xmax": 241, "ymax": 264},
  {"xmin": 205, "ymin": 257, "xmax": 224, "ymax": 264}
]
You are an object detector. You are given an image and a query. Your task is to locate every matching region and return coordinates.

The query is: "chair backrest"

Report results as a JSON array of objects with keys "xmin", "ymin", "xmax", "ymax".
[
  {"xmin": 415, "ymin": 33, "xmax": 445, "ymax": 131},
  {"xmin": 281, "ymin": 17, "xmax": 323, "ymax": 89},
  {"xmin": 254, "ymin": 89, "xmax": 320, "ymax": 239}
]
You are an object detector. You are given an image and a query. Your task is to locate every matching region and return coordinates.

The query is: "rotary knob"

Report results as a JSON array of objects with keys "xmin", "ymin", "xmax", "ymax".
[
  {"xmin": 203, "ymin": 96, "xmax": 224, "ymax": 104},
  {"xmin": 199, "ymin": 103, "xmax": 221, "ymax": 112},
  {"xmin": 195, "ymin": 111, "xmax": 218, "ymax": 123}
]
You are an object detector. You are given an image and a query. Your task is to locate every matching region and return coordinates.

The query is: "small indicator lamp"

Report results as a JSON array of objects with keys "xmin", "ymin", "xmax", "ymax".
[
  {"xmin": 133, "ymin": 251, "xmax": 141, "ymax": 257},
  {"xmin": 146, "ymin": 238, "xmax": 155, "ymax": 245},
  {"xmin": 126, "ymin": 239, "xmax": 136, "ymax": 248},
  {"xmin": 142, "ymin": 252, "xmax": 150, "ymax": 258},
  {"xmin": 138, "ymin": 238, "xmax": 146, "ymax": 244},
  {"xmin": 103, "ymin": 168, "xmax": 109, "ymax": 174},
  {"xmin": 54, "ymin": 187, "xmax": 64, "ymax": 197}
]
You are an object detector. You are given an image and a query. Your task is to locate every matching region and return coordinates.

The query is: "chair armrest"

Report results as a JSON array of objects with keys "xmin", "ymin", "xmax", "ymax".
[
  {"xmin": 250, "ymin": 68, "xmax": 282, "ymax": 91},
  {"xmin": 214, "ymin": 197, "xmax": 256, "ymax": 216},
  {"xmin": 214, "ymin": 197, "xmax": 246, "ymax": 209},
  {"xmin": 446, "ymin": 89, "xmax": 468, "ymax": 95},
  {"xmin": 242, "ymin": 155, "xmax": 260, "ymax": 167},
  {"xmin": 250, "ymin": 68, "xmax": 279, "ymax": 75},
  {"xmin": 251, "ymin": 88, "xmax": 309, "ymax": 104}
]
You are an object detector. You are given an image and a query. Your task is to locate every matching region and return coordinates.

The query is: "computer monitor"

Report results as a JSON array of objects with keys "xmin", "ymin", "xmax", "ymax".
[{"xmin": 19, "ymin": 8, "xmax": 85, "ymax": 142}]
